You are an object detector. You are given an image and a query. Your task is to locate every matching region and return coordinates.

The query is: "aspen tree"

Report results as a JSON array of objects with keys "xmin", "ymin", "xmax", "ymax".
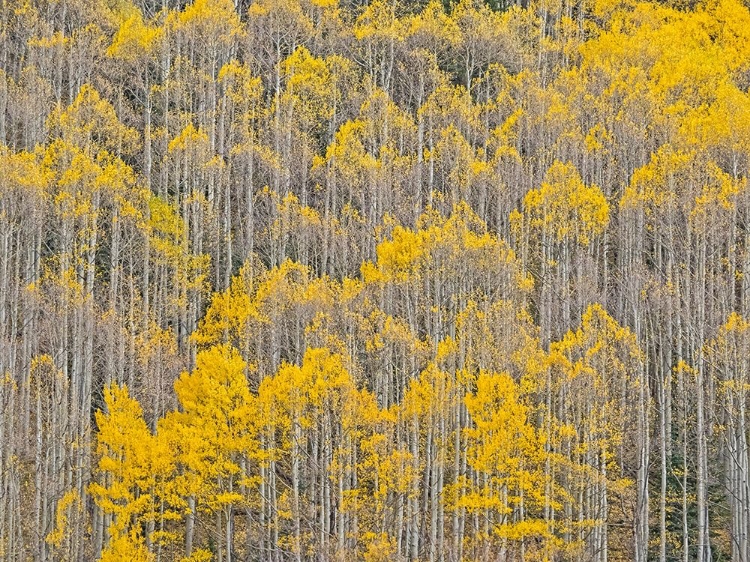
[
  {"xmin": 4, "ymin": 0, "xmax": 750, "ymax": 560},
  {"xmin": 90, "ymin": 384, "xmax": 159, "ymax": 560},
  {"xmin": 160, "ymin": 344, "xmax": 257, "ymax": 560}
]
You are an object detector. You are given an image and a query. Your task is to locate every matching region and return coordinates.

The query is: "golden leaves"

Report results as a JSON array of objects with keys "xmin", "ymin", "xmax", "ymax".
[
  {"xmin": 45, "ymin": 490, "xmax": 81, "ymax": 549},
  {"xmin": 354, "ymin": 0, "xmax": 403, "ymax": 42},
  {"xmin": 523, "ymin": 161, "xmax": 609, "ymax": 246},
  {"xmin": 48, "ymin": 85, "xmax": 140, "ymax": 156},
  {"xmin": 108, "ymin": 12, "xmax": 163, "ymax": 61}
]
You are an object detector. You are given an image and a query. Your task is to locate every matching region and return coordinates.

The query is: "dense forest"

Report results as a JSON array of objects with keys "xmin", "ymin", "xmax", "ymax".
[{"xmin": 1, "ymin": 0, "xmax": 750, "ymax": 560}]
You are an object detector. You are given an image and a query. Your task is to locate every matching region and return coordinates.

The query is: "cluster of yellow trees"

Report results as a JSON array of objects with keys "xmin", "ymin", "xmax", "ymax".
[
  {"xmin": 90, "ymin": 211, "xmax": 646, "ymax": 562},
  {"xmin": 1, "ymin": 0, "xmax": 750, "ymax": 560}
]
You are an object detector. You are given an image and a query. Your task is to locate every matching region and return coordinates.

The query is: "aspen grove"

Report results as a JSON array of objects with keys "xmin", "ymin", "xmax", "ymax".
[{"xmin": 1, "ymin": 0, "xmax": 750, "ymax": 560}]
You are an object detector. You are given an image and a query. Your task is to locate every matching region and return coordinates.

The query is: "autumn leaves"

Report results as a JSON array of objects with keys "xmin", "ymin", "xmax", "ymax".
[
  {"xmin": 2, "ymin": 0, "xmax": 750, "ymax": 558},
  {"xmin": 91, "ymin": 205, "xmax": 644, "ymax": 560}
]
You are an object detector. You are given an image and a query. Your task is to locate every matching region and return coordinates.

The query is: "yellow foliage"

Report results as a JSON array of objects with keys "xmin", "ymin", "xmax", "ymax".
[
  {"xmin": 546, "ymin": 303, "xmax": 643, "ymax": 456},
  {"xmin": 99, "ymin": 529, "xmax": 154, "ymax": 562},
  {"xmin": 148, "ymin": 195, "xmax": 209, "ymax": 308},
  {"xmin": 192, "ymin": 262, "xmax": 257, "ymax": 349},
  {"xmin": 465, "ymin": 371, "xmax": 542, "ymax": 479},
  {"xmin": 523, "ymin": 161, "xmax": 609, "ymax": 246},
  {"xmin": 361, "ymin": 532, "xmax": 398, "ymax": 562},
  {"xmin": 46, "ymin": 490, "xmax": 80, "ymax": 548},
  {"xmin": 705, "ymin": 313, "xmax": 750, "ymax": 396},
  {"xmin": 155, "ymin": 344, "xmax": 258, "ymax": 528},
  {"xmin": 259, "ymin": 347, "xmax": 357, "ymax": 425},
  {"xmin": 167, "ymin": 123, "xmax": 209, "ymax": 155},
  {"xmin": 354, "ymin": 0, "xmax": 404, "ymax": 42},
  {"xmin": 370, "ymin": 203, "xmax": 530, "ymax": 295},
  {"xmin": 319, "ymin": 119, "xmax": 379, "ymax": 183},
  {"xmin": 22, "ymin": 0, "xmax": 750, "ymax": 559},
  {"xmin": 0, "ymin": 146, "xmax": 51, "ymax": 199},
  {"xmin": 90, "ymin": 384, "xmax": 163, "ymax": 540},
  {"xmin": 48, "ymin": 85, "xmax": 140, "ymax": 156},
  {"xmin": 219, "ymin": 60, "xmax": 264, "ymax": 112},
  {"xmin": 171, "ymin": 0, "xmax": 242, "ymax": 48},
  {"xmin": 620, "ymin": 146, "xmax": 691, "ymax": 212},
  {"xmin": 374, "ymin": 225, "xmax": 423, "ymax": 281},
  {"xmin": 690, "ymin": 164, "xmax": 744, "ymax": 232},
  {"xmin": 179, "ymin": 550, "xmax": 213, "ymax": 562},
  {"xmin": 108, "ymin": 12, "xmax": 162, "ymax": 61},
  {"xmin": 282, "ymin": 46, "xmax": 334, "ymax": 126}
]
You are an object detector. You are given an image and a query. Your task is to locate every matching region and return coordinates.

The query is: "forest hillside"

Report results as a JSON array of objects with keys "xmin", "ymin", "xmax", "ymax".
[{"xmin": 1, "ymin": 0, "xmax": 750, "ymax": 560}]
